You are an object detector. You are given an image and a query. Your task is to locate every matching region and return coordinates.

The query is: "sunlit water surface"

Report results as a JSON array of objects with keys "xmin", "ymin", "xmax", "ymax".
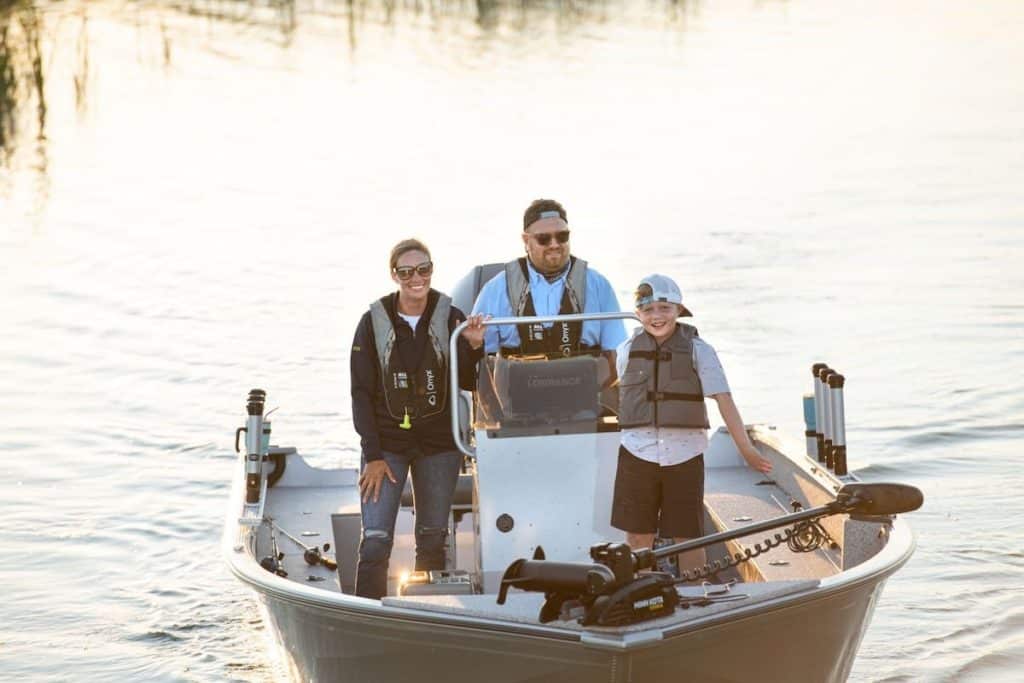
[{"xmin": 1, "ymin": 1, "xmax": 1023, "ymax": 681}]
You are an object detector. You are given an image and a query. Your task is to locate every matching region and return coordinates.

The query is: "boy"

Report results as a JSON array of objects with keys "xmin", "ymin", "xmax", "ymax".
[{"xmin": 611, "ymin": 274, "xmax": 772, "ymax": 573}]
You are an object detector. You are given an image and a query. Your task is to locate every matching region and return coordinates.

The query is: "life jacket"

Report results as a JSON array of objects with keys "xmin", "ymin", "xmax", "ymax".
[
  {"xmin": 617, "ymin": 324, "xmax": 710, "ymax": 429},
  {"xmin": 369, "ymin": 293, "xmax": 451, "ymax": 425},
  {"xmin": 503, "ymin": 256, "xmax": 595, "ymax": 357}
]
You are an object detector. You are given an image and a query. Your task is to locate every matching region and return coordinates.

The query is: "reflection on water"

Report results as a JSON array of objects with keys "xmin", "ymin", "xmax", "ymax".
[
  {"xmin": 0, "ymin": 0, "xmax": 699, "ymax": 169},
  {"xmin": 0, "ymin": 1, "xmax": 47, "ymax": 160}
]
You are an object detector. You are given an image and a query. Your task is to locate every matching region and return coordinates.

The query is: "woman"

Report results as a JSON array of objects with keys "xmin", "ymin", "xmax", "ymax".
[{"xmin": 349, "ymin": 238, "xmax": 486, "ymax": 599}]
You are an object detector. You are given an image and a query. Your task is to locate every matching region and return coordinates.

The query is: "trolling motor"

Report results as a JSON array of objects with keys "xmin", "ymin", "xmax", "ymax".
[{"xmin": 497, "ymin": 482, "xmax": 923, "ymax": 627}]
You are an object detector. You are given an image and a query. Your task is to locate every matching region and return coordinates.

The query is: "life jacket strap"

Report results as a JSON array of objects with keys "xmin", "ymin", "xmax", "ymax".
[{"xmin": 647, "ymin": 391, "xmax": 703, "ymax": 402}]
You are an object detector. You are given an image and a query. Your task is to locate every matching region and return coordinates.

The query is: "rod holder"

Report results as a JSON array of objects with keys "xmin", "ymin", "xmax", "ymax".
[
  {"xmin": 811, "ymin": 363, "xmax": 828, "ymax": 463},
  {"xmin": 828, "ymin": 373, "xmax": 847, "ymax": 475},
  {"xmin": 244, "ymin": 388, "xmax": 266, "ymax": 504},
  {"xmin": 817, "ymin": 366, "xmax": 835, "ymax": 468}
]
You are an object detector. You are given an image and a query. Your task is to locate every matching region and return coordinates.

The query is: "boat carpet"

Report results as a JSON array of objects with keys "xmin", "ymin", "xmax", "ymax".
[
  {"xmin": 704, "ymin": 466, "xmax": 841, "ymax": 581},
  {"xmin": 382, "ymin": 579, "xmax": 818, "ymax": 633}
]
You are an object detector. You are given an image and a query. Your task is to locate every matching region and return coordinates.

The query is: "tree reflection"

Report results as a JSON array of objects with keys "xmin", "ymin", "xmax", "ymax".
[
  {"xmin": 1, "ymin": 0, "xmax": 47, "ymax": 161},
  {"xmin": 0, "ymin": 0, "xmax": 699, "ymax": 166}
]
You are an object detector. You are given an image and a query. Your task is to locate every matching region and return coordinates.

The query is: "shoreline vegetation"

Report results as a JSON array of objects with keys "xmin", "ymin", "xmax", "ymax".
[
  {"xmin": 0, "ymin": 0, "xmax": 696, "ymax": 165},
  {"xmin": 1, "ymin": 1, "xmax": 47, "ymax": 161}
]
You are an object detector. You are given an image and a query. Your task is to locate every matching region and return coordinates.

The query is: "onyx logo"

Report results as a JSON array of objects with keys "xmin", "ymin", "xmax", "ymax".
[{"xmin": 425, "ymin": 369, "xmax": 437, "ymax": 406}]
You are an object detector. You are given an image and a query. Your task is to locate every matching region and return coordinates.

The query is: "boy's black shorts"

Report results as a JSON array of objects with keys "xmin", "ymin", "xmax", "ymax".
[{"xmin": 610, "ymin": 446, "xmax": 705, "ymax": 539}]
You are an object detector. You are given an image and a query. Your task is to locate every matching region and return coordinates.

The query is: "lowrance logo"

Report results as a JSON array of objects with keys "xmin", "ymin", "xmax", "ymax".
[{"xmin": 527, "ymin": 376, "xmax": 582, "ymax": 388}]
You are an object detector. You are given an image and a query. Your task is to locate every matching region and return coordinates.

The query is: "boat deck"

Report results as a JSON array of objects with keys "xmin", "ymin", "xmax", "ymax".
[
  {"xmin": 262, "ymin": 475, "xmax": 841, "ymax": 598},
  {"xmin": 703, "ymin": 465, "xmax": 841, "ymax": 582}
]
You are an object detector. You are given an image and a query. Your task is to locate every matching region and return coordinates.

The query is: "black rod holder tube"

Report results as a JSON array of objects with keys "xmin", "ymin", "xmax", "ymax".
[
  {"xmin": 818, "ymin": 367, "xmax": 835, "ymax": 469},
  {"xmin": 829, "ymin": 373, "xmax": 847, "ymax": 475},
  {"xmin": 811, "ymin": 363, "xmax": 828, "ymax": 462}
]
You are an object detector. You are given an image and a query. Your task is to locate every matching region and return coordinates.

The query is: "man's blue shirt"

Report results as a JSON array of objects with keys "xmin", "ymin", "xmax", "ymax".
[{"xmin": 471, "ymin": 259, "xmax": 627, "ymax": 353}]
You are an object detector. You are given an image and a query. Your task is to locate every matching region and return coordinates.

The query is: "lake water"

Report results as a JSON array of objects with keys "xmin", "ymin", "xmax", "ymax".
[{"xmin": 1, "ymin": 1, "xmax": 1022, "ymax": 680}]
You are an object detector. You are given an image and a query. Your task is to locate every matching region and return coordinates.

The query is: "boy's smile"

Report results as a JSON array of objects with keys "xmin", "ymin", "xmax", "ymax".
[{"xmin": 637, "ymin": 301, "xmax": 682, "ymax": 343}]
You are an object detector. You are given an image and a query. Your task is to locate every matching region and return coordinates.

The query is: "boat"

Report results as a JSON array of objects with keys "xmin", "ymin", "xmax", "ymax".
[{"xmin": 222, "ymin": 264, "xmax": 922, "ymax": 682}]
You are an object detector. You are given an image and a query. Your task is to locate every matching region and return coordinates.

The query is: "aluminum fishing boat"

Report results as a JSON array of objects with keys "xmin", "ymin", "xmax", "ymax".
[{"xmin": 223, "ymin": 265, "xmax": 921, "ymax": 683}]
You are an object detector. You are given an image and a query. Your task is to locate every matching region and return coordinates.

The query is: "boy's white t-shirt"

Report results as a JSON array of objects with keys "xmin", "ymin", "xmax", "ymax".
[{"xmin": 615, "ymin": 327, "xmax": 730, "ymax": 467}]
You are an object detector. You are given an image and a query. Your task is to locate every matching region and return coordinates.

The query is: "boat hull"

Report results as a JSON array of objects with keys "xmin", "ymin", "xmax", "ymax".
[
  {"xmin": 245, "ymin": 566, "xmax": 893, "ymax": 683},
  {"xmin": 224, "ymin": 419, "xmax": 915, "ymax": 682}
]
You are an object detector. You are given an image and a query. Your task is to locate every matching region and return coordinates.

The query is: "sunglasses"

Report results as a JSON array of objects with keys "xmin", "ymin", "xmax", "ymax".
[
  {"xmin": 529, "ymin": 230, "xmax": 571, "ymax": 247},
  {"xmin": 394, "ymin": 261, "xmax": 433, "ymax": 280}
]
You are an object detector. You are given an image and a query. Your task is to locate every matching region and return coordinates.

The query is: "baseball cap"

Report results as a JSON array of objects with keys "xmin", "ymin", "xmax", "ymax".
[
  {"xmin": 634, "ymin": 274, "xmax": 693, "ymax": 317},
  {"xmin": 523, "ymin": 199, "xmax": 567, "ymax": 230}
]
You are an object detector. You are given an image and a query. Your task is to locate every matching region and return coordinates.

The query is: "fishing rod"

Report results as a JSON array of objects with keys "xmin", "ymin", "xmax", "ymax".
[
  {"xmin": 259, "ymin": 524, "xmax": 288, "ymax": 577},
  {"xmin": 265, "ymin": 518, "xmax": 338, "ymax": 571},
  {"xmin": 497, "ymin": 482, "xmax": 923, "ymax": 627}
]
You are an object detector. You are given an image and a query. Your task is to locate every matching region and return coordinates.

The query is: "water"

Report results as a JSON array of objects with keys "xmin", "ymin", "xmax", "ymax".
[{"xmin": 1, "ymin": 1, "xmax": 1023, "ymax": 680}]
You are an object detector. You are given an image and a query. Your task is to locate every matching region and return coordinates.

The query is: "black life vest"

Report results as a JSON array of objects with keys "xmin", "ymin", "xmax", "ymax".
[
  {"xmin": 368, "ymin": 293, "xmax": 451, "ymax": 424},
  {"xmin": 502, "ymin": 256, "xmax": 595, "ymax": 357}
]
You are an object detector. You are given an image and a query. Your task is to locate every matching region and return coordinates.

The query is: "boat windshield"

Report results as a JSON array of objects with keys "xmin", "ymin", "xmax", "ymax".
[{"xmin": 473, "ymin": 353, "xmax": 619, "ymax": 436}]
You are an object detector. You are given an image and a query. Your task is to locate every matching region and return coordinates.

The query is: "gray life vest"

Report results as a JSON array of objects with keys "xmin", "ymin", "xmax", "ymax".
[
  {"xmin": 369, "ymin": 293, "xmax": 451, "ymax": 422},
  {"xmin": 618, "ymin": 324, "xmax": 710, "ymax": 429},
  {"xmin": 503, "ymin": 256, "xmax": 590, "ymax": 357}
]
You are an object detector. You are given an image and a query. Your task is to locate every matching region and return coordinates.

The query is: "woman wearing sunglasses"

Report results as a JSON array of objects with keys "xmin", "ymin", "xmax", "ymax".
[{"xmin": 349, "ymin": 238, "xmax": 486, "ymax": 599}]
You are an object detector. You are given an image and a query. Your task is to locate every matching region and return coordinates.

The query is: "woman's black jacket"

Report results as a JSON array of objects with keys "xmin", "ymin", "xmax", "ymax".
[{"xmin": 350, "ymin": 289, "xmax": 482, "ymax": 463}]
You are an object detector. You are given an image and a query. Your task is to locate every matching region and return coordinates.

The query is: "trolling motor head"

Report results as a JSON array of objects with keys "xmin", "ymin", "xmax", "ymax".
[
  {"xmin": 497, "ymin": 554, "xmax": 617, "ymax": 622},
  {"xmin": 832, "ymin": 482, "xmax": 924, "ymax": 517}
]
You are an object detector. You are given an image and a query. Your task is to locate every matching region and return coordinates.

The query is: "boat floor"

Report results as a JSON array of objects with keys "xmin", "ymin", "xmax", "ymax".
[{"xmin": 261, "ymin": 449, "xmax": 843, "ymax": 607}]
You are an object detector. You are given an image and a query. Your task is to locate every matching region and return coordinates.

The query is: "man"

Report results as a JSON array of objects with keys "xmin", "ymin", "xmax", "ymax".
[{"xmin": 471, "ymin": 198, "xmax": 626, "ymax": 361}]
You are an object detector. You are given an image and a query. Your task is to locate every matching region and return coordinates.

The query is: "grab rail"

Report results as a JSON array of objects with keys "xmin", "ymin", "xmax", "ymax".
[{"xmin": 448, "ymin": 311, "xmax": 640, "ymax": 458}]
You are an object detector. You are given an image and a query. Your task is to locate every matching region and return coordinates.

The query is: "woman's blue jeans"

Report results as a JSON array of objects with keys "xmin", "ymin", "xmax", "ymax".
[{"xmin": 355, "ymin": 448, "xmax": 461, "ymax": 599}]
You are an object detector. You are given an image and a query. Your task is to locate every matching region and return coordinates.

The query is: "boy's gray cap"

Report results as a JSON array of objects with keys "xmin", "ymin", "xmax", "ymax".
[{"xmin": 635, "ymin": 273, "xmax": 693, "ymax": 317}]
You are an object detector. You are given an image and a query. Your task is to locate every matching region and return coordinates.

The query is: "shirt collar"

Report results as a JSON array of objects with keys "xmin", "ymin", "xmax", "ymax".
[{"xmin": 525, "ymin": 258, "xmax": 570, "ymax": 285}]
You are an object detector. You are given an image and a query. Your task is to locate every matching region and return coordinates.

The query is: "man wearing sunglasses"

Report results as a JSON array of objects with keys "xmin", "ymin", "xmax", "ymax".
[{"xmin": 471, "ymin": 198, "xmax": 626, "ymax": 360}]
